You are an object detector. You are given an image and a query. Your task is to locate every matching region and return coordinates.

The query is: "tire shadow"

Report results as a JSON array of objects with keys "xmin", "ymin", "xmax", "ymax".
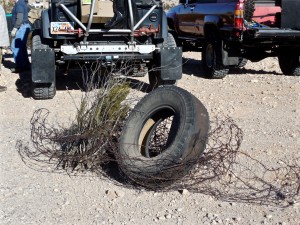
[
  {"xmin": 182, "ymin": 57, "xmax": 208, "ymax": 79},
  {"xmin": 182, "ymin": 56, "xmax": 282, "ymax": 77},
  {"xmin": 229, "ymin": 67, "xmax": 282, "ymax": 75},
  {"xmin": 126, "ymin": 77, "xmax": 150, "ymax": 93},
  {"xmin": 15, "ymin": 71, "xmax": 32, "ymax": 98}
]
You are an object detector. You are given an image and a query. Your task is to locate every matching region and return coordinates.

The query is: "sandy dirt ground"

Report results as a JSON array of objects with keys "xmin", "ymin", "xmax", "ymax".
[{"xmin": 0, "ymin": 51, "xmax": 299, "ymax": 225}]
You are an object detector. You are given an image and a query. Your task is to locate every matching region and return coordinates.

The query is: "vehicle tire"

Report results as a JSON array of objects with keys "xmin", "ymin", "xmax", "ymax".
[
  {"xmin": 31, "ymin": 34, "xmax": 57, "ymax": 99},
  {"xmin": 237, "ymin": 58, "xmax": 248, "ymax": 68},
  {"xmin": 202, "ymin": 33, "xmax": 229, "ymax": 79},
  {"xmin": 148, "ymin": 33, "xmax": 178, "ymax": 90},
  {"xmin": 230, "ymin": 57, "xmax": 248, "ymax": 69},
  {"xmin": 119, "ymin": 86, "xmax": 210, "ymax": 187},
  {"xmin": 278, "ymin": 50, "xmax": 300, "ymax": 76},
  {"xmin": 244, "ymin": 0, "xmax": 255, "ymax": 22},
  {"xmin": 31, "ymin": 33, "xmax": 48, "ymax": 50},
  {"xmin": 32, "ymin": 82, "xmax": 56, "ymax": 100}
]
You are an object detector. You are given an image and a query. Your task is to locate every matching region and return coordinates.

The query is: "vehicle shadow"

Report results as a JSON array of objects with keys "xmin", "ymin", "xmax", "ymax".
[
  {"xmin": 182, "ymin": 56, "xmax": 282, "ymax": 77},
  {"xmin": 230, "ymin": 67, "xmax": 282, "ymax": 76},
  {"xmin": 13, "ymin": 67, "xmax": 150, "ymax": 98},
  {"xmin": 182, "ymin": 57, "xmax": 208, "ymax": 79}
]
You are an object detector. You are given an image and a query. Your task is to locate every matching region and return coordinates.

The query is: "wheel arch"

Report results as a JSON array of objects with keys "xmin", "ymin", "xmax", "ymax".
[
  {"xmin": 203, "ymin": 22, "xmax": 220, "ymax": 39},
  {"xmin": 167, "ymin": 17, "xmax": 175, "ymax": 31}
]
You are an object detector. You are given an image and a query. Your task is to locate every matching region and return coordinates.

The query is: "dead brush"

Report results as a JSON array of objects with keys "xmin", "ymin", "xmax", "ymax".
[
  {"xmin": 16, "ymin": 61, "xmax": 299, "ymax": 207},
  {"xmin": 27, "ymin": 63, "xmax": 133, "ymax": 172}
]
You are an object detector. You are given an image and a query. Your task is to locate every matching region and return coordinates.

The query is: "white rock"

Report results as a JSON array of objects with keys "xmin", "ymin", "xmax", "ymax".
[{"xmin": 179, "ymin": 189, "xmax": 189, "ymax": 195}]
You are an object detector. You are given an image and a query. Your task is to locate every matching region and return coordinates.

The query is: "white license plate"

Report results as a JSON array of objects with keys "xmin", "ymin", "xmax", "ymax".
[{"xmin": 50, "ymin": 22, "xmax": 75, "ymax": 35}]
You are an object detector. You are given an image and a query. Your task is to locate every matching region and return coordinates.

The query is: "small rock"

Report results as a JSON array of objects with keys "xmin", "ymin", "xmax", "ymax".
[
  {"xmin": 158, "ymin": 216, "xmax": 165, "ymax": 220},
  {"xmin": 232, "ymin": 217, "xmax": 241, "ymax": 222},
  {"xmin": 250, "ymin": 79, "xmax": 259, "ymax": 83},
  {"xmin": 216, "ymin": 219, "xmax": 222, "ymax": 224},
  {"xmin": 265, "ymin": 214, "xmax": 272, "ymax": 219},
  {"xmin": 165, "ymin": 214, "xmax": 172, "ymax": 219},
  {"xmin": 105, "ymin": 190, "xmax": 118, "ymax": 199},
  {"xmin": 206, "ymin": 213, "xmax": 213, "ymax": 219},
  {"xmin": 115, "ymin": 190, "xmax": 125, "ymax": 198},
  {"xmin": 179, "ymin": 189, "xmax": 189, "ymax": 195}
]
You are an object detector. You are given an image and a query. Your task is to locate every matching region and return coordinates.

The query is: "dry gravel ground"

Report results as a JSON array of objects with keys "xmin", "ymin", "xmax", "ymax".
[{"xmin": 0, "ymin": 51, "xmax": 300, "ymax": 225}]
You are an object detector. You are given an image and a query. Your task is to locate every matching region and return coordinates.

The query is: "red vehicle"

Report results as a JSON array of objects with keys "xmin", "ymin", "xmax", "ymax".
[
  {"xmin": 253, "ymin": 0, "xmax": 281, "ymax": 26},
  {"xmin": 167, "ymin": 0, "xmax": 300, "ymax": 78}
]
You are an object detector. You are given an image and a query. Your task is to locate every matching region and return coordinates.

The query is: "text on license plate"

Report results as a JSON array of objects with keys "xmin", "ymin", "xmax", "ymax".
[{"xmin": 50, "ymin": 22, "xmax": 75, "ymax": 34}]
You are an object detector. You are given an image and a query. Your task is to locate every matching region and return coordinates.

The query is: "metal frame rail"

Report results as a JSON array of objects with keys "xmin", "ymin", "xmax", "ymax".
[{"xmin": 57, "ymin": 0, "xmax": 158, "ymax": 43}]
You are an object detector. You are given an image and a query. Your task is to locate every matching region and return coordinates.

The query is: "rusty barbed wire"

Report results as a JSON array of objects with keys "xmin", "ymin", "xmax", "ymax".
[
  {"xmin": 17, "ymin": 107, "xmax": 299, "ymax": 207},
  {"xmin": 16, "ymin": 60, "xmax": 299, "ymax": 208}
]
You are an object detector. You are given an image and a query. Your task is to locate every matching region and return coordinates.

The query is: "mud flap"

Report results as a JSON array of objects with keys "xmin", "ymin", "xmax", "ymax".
[
  {"xmin": 222, "ymin": 41, "xmax": 239, "ymax": 66},
  {"xmin": 155, "ymin": 47, "xmax": 182, "ymax": 80},
  {"xmin": 31, "ymin": 49, "xmax": 55, "ymax": 83}
]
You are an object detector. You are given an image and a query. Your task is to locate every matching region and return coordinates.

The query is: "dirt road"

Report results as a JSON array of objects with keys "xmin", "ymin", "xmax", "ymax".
[{"xmin": 0, "ymin": 52, "xmax": 299, "ymax": 225}]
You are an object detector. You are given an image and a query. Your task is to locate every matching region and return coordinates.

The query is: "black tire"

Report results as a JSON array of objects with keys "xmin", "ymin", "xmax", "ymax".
[
  {"xmin": 31, "ymin": 33, "xmax": 48, "ymax": 50},
  {"xmin": 230, "ymin": 57, "xmax": 248, "ymax": 69},
  {"xmin": 237, "ymin": 58, "xmax": 248, "ymax": 68},
  {"xmin": 278, "ymin": 50, "xmax": 300, "ymax": 76},
  {"xmin": 202, "ymin": 33, "xmax": 229, "ymax": 79},
  {"xmin": 32, "ymin": 82, "xmax": 56, "ymax": 100},
  {"xmin": 244, "ymin": 0, "xmax": 255, "ymax": 22},
  {"xmin": 119, "ymin": 86, "xmax": 210, "ymax": 187},
  {"xmin": 31, "ymin": 34, "xmax": 56, "ymax": 99},
  {"xmin": 148, "ymin": 33, "xmax": 178, "ymax": 90},
  {"xmin": 169, "ymin": 30, "xmax": 182, "ymax": 48}
]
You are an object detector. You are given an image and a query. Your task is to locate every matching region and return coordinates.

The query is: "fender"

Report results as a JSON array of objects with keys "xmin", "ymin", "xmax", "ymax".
[
  {"xmin": 204, "ymin": 15, "xmax": 220, "ymax": 25},
  {"xmin": 203, "ymin": 15, "xmax": 221, "ymax": 36},
  {"xmin": 41, "ymin": 9, "xmax": 51, "ymax": 39}
]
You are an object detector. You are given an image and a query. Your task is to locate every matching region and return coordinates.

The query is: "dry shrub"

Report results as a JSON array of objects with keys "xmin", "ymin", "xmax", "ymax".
[{"xmin": 16, "ymin": 62, "xmax": 299, "ymax": 207}]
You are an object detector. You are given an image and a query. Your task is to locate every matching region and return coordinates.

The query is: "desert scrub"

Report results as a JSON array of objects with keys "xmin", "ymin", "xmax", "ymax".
[
  {"xmin": 58, "ymin": 79, "xmax": 131, "ymax": 169},
  {"xmin": 27, "ymin": 75, "xmax": 132, "ymax": 171},
  {"xmin": 76, "ymin": 81, "xmax": 130, "ymax": 132}
]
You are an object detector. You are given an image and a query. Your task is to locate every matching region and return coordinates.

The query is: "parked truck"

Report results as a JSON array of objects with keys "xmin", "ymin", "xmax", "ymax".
[
  {"xmin": 31, "ymin": 0, "xmax": 182, "ymax": 99},
  {"xmin": 167, "ymin": 0, "xmax": 300, "ymax": 78}
]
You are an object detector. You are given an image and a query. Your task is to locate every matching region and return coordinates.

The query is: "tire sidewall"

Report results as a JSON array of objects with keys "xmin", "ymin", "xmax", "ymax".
[
  {"xmin": 119, "ymin": 86, "xmax": 209, "ymax": 179},
  {"xmin": 203, "ymin": 40, "xmax": 216, "ymax": 73},
  {"xmin": 278, "ymin": 51, "xmax": 300, "ymax": 76}
]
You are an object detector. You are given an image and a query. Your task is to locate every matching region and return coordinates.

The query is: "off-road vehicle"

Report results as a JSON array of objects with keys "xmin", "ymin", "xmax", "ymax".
[
  {"xmin": 167, "ymin": 0, "xmax": 300, "ymax": 78},
  {"xmin": 31, "ymin": 0, "xmax": 182, "ymax": 99}
]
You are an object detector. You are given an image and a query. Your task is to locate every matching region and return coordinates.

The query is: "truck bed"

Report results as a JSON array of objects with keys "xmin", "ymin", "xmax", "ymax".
[
  {"xmin": 241, "ymin": 27, "xmax": 300, "ymax": 47},
  {"xmin": 249, "ymin": 28, "xmax": 300, "ymax": 38}
]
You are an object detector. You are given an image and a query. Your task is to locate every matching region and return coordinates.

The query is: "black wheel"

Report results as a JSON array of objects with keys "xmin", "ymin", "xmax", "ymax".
[
  {"xmin": 237, "ymin": 58, "xmax": 248, "ymax": 68},
  {"xmin": 169, "ymin": 30, "xmax": 182, "ymax": 48},
  {"xmin": 31, "ymin": 34, "xmax": 56, "ymax": 99},
  {"xmin": 278, "ymin": 50, "xmax": 300, "ymax": 76},
  {"xmin": 244, "ymin": 0, "xmax": 255, "ymax": 22},
  {"xmin": 31, "ymin": 33, "xmax": 48, "ymax": 50},
  {"xmin": 32, "ymin": 82, "xmax": 56, "ymax": 100},
  {"xmin": 202, "ymin": 33, "xmax": 229, "ymax": 79},
  {"xmin": 230, "ymin": 57, "xmax": 248, "ymax": 69},
  {"xmin": 148, "ymin": 33, "xmax": 178, "ymax": 90},
  {"xmin": 119, "ymin": 86, "xmax": 210, "ymax": 187}
]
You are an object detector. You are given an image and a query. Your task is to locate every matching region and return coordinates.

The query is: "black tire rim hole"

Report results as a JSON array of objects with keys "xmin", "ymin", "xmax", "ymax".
[{"xmin": 140, "ymin": 108, "xmax": 178, "ymax": 158}]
